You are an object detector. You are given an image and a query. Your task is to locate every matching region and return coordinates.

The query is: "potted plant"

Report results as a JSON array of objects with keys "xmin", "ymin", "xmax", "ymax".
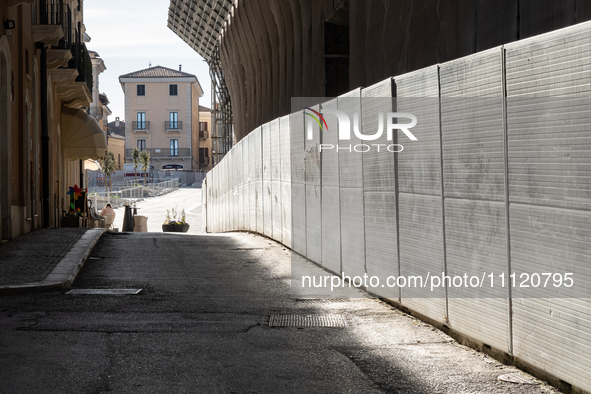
[{"xmin": 162, "ymin": 206, "xmax": 190, "ymax": 233}]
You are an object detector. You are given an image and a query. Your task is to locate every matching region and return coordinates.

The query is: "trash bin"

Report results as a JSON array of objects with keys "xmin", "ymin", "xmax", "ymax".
[
  {"xmin": 133, "ymin": 215, "xmax": 148, "ymax": 232},
  {"xmin": 122, "ymin": 205, "xmax": 135, "ymax": 232}
]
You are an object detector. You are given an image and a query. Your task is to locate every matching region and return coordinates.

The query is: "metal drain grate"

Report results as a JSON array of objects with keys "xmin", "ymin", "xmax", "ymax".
[
  {"xmin": 65, "ymin": 289, "xmax": 142, "ymax": 295},
  {"xmin": 269, "ymin": 314, "xmax": 347, "ymax": 327},
  {"xmin": 294, "ymin": 298, "xmax": 350, "ymax": 304},
  {"xmin": 232, "ymin": 248, "xmax": 265, "ymax": 251}
]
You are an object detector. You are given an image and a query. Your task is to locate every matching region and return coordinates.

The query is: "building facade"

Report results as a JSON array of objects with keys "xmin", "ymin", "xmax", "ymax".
[
  {"xmin": 197, "ymin": 105, "xmax": 212, "ymax": 171},
  {"xmin": 1, "ymin": 0, "xmax": 106, "ymax": 241},
  {"xmin": 119, "ymin": 65, "xmax": 203, "ymax": 171}
]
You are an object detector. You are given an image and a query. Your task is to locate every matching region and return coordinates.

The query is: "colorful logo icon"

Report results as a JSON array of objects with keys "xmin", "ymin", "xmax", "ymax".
[{"xmin": 303, "ymin": 107, "xmax": 329, "ymax": 131}]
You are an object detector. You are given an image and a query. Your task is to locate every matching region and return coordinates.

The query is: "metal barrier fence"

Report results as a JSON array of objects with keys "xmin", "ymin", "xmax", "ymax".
[
  {"xmin": 89, "ymin": 179, "xmax": 179, "ymax": 211},
  {"xmin": 203, "ymin": 21, "xmax": 591, "ymax": 393}
]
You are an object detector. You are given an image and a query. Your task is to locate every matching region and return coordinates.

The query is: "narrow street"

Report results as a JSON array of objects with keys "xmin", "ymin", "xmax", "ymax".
[{"xmin": 0, "ymin": 190, "xmax": 558, "ymax": 393}]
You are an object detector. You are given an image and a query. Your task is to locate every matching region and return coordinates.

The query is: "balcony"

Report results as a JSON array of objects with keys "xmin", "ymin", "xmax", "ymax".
[
  {"xmin": 199, "ymin": 130, "xmax": 208, "ymax": 140},
  {"xmin": 133, "ymin": 121, "xmax": 150, "ymax": 132},
  {"xmin": 165, "ymin": 121, "xmax": 183, "ymax": 132},
  {"xmin": 126, "ymin": 148, "xmax": 191, "ymax": 160},
  {"xmin": 34, "ymin": 1, "xmax": 92, "ymax": 108}
]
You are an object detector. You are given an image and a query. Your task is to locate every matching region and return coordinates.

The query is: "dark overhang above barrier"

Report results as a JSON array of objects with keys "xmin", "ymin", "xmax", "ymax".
[{"xmin": 167, "ymin": 0, "xmax": 233, "ymax": 61}]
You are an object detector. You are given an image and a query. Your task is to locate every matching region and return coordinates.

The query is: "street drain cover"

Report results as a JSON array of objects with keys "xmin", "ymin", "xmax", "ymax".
[
  {"xmin": 269, "ymin": 314, "xmax": 347, "ymax": 327},
  {"xmin": 65, "ymin": 289, "xmax": 142, "ymax": 295},
  {"xmin": 294, "ymin": 298, "xmax": 350, "ymax": 304},
  {"xmin": 498, "ymin": 373, "xmax": 540, "ymax": 385}
]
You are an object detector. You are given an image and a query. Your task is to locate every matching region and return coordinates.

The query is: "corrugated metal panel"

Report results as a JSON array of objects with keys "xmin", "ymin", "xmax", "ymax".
[
  {"xmin": 305, "ymin": 105, "xmax": 322, "ymax": 264},
  {"xmin": 339, "ymin": 188, "xmax": 366, "ymax": 279},
  {"xmin": 270, "ymin": 119, "xmax": 282, "ymax": 242},
  {"xmin": 270, "ymin": 119, "xmax": 281, "ymax": 181},
  {"xmin": 280, "ymin": 115, "xmax": 291, "ymax": 183},
  {"xmin": 247, "ymin": 133, "xmax": 257, "ymax": 232},
  {"xmin": 290, "ymin": 111, "xmax": 305, "ymax": 184},
  {"xmin": 440, "ymin": 56, "xmax": 505, "ymax": 201},
  {"xmin": 361, "ymin": 79, "xmax": 397, "ymax": 298},
  {"xmin": 337, "ymin": 88, "xmax": 365, "ymax": 279},
  {"xmin": 361, "ymin": 78, "xmax": 395, "ymax": 192},
  {"xmin": 271, "ymin": 181, "xmax": 282, "ymax": 242},
  {"xmin": 320, "ymin": 98, "xmax": 341, "ymax": 274},
  {"xmin": 306, "ymin": 184, "xmax": 322, "ymax": 263},
  {"xmin": 440, "ymin": 48, "xmax": 509, "ymax": 353},
  {"xmin": 320, "ymin": 185, "xmax": 340, "ymax": 274},
  {"xmin": 281, "ymin": 181, "xmax": 292, "ymax": 249},
  {"xmin": 338, "ymin": 88, "xmax": 363, "ymax": 189},
  {"xmin": 280, "ymin": 115, "xmax": 292, "ymax": 247},
  {"xmin": 262, "ymin": 122, "xmax": 273, "ymax": 238},
  {"xmin": 445, "ymin": 199, "xmax": 509, "ymax": 352},
  {"xmin": 395, "ymin": 65, "xmax": 445, "ymax": 321},
  {"xmin": 395, "ymin": 66, "xmax": 441, "ymax": 195},
  {"xmin": 291, "ymin": 183, "xmax": 307, "ymax": 255},
  {"xmin": 398, "ymin": 193, "xmax": 446, "ymax": 323},
  {"xmin": 505, "ymin": 23, "xmax": 591, "ymax": 392}
]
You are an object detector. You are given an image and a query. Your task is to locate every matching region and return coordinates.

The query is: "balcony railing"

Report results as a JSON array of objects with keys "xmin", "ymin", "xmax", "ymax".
[
  {"xmin": 165, "ymin": 121, "xmax": 183, "ymax": 130},
  {"xmin": 199, "ymin": 130, "xmax": 208, "ymax": 139},
  {"xmin": 69, "ymin": 32, "xmax": 93, "ymax": 93},
  {"xmin": 133, "ymin": 121, "xmax": 150, "ymax": 131},
  {"xmin": 126, "ymin": 148, "xmax": 191, "ymax": 159}
]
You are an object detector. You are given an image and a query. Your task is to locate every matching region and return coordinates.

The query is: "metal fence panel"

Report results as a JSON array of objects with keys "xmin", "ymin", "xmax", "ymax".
[
  {"xmin": 280, "ymin": 115, "xmax": 292, "ymax": 246},
  {"xmin": 262, "ymin": 122, "xmax": 273, "ymax": 238},
  {"xmin": 361, "ymin": 79, "xmax": 397, "ymax": 298},
  {"xmin": 395, "ymin": 65, "xmax": 446, "ymax": 320},
  {"xmin": 505, "ymin": 23, "xmax": 591, "ymax": 392},
  {"xmin": 320, "ymin": 98, "xmax": 341, "ymax": 274},
  {"xmin": 305, "ymin": 104, "xmax": 322, "ymax": 263},
  {"xmin": 337, "ymin": 88, "xmax": 365, "ymax": 279}
]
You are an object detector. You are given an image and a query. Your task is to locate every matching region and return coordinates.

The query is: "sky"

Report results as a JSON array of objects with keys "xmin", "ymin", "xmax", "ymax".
[{"xmin": 83, "ymin": 0, "xmax": 212, "ymax": 122}]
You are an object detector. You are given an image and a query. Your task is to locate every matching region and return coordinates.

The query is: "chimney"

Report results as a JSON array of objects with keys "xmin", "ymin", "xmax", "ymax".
[
  {"xmin": 179, "ymin": 64, "xmax": 182, "ymax": 71},
  {"xmin": 115, "ymin": 117, "xmax": 120, "ymax": 127}
]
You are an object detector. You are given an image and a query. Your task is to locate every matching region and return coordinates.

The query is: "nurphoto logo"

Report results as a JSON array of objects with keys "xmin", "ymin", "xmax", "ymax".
[{"xmin": 303, "ymin": 107, "xmax": 418, "ymax": 153}]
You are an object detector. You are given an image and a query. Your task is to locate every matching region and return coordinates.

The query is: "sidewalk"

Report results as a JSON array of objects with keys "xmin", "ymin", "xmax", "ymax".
[{"xmin": 0, "ymin": 227, "xmax": 106, "ymax": 294}]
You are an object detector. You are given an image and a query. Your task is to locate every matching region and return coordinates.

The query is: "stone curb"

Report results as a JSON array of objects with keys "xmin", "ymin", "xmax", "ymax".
[{"xmin": 0, "ymin": 228, "xmax": 107, "ymax": 295}]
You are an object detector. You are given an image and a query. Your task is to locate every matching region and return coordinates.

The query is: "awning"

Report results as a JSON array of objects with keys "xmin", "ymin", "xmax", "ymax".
[{"xmin": 61, "ymin": 106, "xmax": 108, "ymax": 161}]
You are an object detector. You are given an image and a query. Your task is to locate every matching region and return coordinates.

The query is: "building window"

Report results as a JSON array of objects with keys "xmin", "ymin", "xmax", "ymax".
[
  {"xmin": 170, "ymin": 139, "xmax": 179, "ymax": 156},
  {"xmin": 137, "ymin": 112, "xmax": 146, "ymax": 129},
  {"xmin": 137, "ymin": 139, "xmax": 146, "ymax": 151},
  {"xmin": 169, "ymin": 112, "xmax": 178, "ymax": 129},
  {"xmin": 169, "ymin": 84, "xmax": 178, "ymax": 96},
  {"xmin": 118, "ymin": 153, "xmax": 121, "ymax": 169},
  {"xmin": 199, "ymin": 147, "xmax": 209, "ymax": 165},
  {"xmin": 137, "ymin": 84, "xmax": 145, "ymax": 96},
  {"xmin": 199, "ymin": 121, "xmax": 208, "ymax": 138}
]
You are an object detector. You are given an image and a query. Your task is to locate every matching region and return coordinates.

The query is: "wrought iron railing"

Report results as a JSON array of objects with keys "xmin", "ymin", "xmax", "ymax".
[
  {"xmin": 132, "ymin": 121, "xmax": 150, "ymax": 131},
  {"xmin": 165, "ymin": 121, "xmax": 183, "ymax": 130},
  {"xmin": 125, "ymin": 148, "xmax": 191, "ymax": 159}
]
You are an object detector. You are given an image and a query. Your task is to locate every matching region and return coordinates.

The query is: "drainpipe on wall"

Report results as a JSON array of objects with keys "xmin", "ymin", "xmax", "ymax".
[{"xmin": 38, "ymin": 43, "xmax": 50, "ymax": 228}]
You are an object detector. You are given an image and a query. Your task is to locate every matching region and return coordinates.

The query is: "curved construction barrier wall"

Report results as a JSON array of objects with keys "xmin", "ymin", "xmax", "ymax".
[{"xmin": 203, "ymin": 21, "xmax": 591, "ymax": 392}]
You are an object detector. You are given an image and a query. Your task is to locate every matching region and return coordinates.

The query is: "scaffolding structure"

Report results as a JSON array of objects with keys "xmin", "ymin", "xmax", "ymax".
[{"xmin": 209, "ymin": 47, "xmax": 233, "ymax": 166}]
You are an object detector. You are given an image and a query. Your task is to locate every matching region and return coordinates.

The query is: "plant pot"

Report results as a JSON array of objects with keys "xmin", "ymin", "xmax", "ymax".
[{"xmin": 162, "ymin": 223, "xmax": 190, "ymax": 233}]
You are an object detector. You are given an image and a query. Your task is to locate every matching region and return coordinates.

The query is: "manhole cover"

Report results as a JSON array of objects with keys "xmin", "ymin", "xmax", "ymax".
[
  {"xmin": 498, "ymin": 373, "xmax": 540, "ymax": 385},
  {"xmin": 269, "ymin": 314, "xmax": 347, "ymax": 327},
  {"xmin": 65, "ymin": 289, "xmax": 142, "ymax": 295}
]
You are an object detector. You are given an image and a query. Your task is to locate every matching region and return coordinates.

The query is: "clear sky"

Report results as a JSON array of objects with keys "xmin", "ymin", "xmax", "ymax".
[{"xmin": 83, "ymin": 0, "xmax": 212, "ymax": 122}]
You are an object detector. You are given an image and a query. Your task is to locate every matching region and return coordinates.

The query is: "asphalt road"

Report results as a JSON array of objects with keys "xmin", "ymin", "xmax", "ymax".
[{"xmin": 0, "ymin": 188, "xmax": 559, "ymax": 393}]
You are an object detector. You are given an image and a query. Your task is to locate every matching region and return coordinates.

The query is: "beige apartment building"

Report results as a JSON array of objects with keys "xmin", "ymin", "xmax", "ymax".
[
  {"xmin": 119, "ymin": 65, "xmax": 203, "ymax": 171},
  {"xmin": 197, "ymin": 105, "xmax": 212, "ymax": 171},
  {"xmin": 1, "ymin": 0, "xmax": 106, "ymax": 240}
]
